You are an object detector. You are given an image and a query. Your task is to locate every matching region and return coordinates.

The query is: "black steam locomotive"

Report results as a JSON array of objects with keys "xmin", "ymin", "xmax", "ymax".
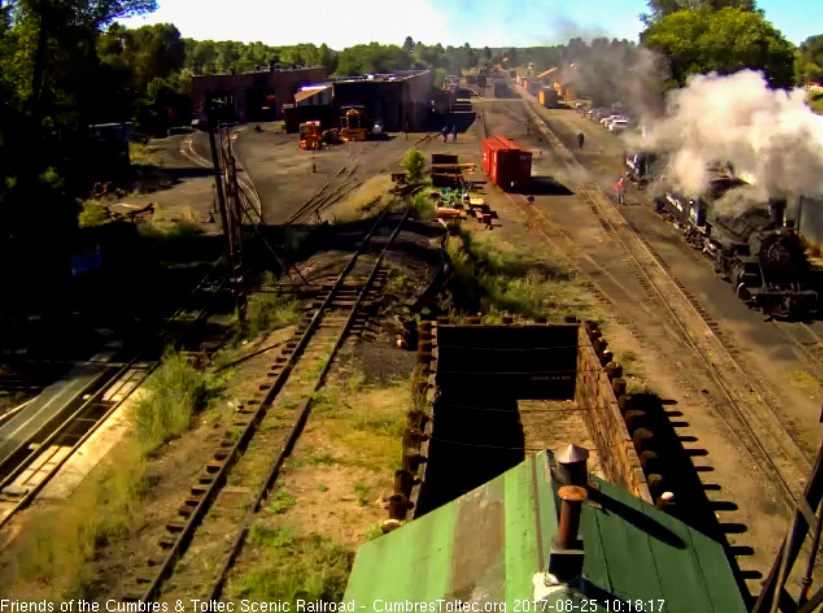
[{"xmin": 625, "ymin": 152, "xmax": 818, "ymax": 319}]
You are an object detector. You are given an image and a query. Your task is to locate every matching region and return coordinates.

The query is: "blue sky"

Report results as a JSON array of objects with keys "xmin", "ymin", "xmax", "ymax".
[{"xmin": 118, "ymin": 0, "xmax": 821, "ymax": 49}]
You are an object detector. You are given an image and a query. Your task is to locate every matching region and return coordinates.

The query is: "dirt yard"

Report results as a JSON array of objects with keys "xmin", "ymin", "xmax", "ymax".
[{"xmin": 3, "ymin": 90, "xmax": 815, "ymax": 603}]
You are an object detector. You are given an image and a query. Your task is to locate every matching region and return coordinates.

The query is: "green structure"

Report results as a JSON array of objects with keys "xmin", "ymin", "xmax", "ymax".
[{"xmin": 343, "ymin": 449, "xmax": 747, "ymax": 613}]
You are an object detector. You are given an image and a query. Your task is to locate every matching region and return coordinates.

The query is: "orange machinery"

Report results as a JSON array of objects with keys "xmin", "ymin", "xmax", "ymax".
[
  {"xmin": 340, "ymin": 106, "xmax": 368, "ymax": 141},
  {"xmin": 299, "ymin": 120, "xmax": 322, "ymax": 150}
]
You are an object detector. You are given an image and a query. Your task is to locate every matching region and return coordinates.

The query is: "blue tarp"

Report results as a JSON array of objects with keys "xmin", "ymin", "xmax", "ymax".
[{"xmin": 71, "ymin": 245, "xmax": 103, "ymax": 276}]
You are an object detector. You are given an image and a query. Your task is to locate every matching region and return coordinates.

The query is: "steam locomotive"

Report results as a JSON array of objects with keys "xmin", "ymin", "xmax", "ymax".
[{"xmin": 625, "ymin": 152, "xmax": 819, "ymax": 319}]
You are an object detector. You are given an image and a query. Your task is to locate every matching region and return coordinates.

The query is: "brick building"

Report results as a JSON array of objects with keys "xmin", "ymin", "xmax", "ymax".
[
  {"xmin": 331, "ymin": 70, "xmax": 434, "ymax": 132},
  {"xmin": 190, "ymin": 65, "xmax": 327, "ymax": 124}
]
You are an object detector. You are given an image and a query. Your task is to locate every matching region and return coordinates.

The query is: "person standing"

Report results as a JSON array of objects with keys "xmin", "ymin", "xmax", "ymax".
[
  {"xmin": 577, "ymin": 131, "xmax": 585, "ymax": 149},
  {"xmin": 614, "ymin": 176, "xmax": 627, "ymax": 205},
  {"xmin": 441, "ymin": 125, "xmax": 448, "ymax": 142},
  {"xmin": 452, "ymin": 124, "xmax": 458, "ymax": 143}
]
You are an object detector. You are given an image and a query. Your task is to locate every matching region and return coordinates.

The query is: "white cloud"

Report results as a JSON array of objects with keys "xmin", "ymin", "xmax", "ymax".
[{"xmin": 119, "ymin": 0, "xmax": 454, "ymax": 49}]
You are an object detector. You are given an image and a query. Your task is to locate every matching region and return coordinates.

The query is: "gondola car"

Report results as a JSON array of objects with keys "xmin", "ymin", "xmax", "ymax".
[{"xmin": 652, "ymin": 170, "xmax": 818, "ymax": 319}]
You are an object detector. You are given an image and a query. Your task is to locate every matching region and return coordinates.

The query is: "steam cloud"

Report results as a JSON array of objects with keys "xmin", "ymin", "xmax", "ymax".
[
  {"xmin": 631, "ymin": 70, "xmax": 823, "ymax": 202},
  {"xmin": 566, "ymin": 44, "xmax": 666, "ymax": 118}
]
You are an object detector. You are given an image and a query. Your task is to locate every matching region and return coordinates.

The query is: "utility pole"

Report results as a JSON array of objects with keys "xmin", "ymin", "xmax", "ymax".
[
  {"xmin": 220, "ymin": 126, "xmax": 248, "ymax": 327},
  {"xmin": 206, "ymin": 102, "xmax": 246, "ymax": 327},
  {"xmin": 207, "ymin": 101, "xmax": 232, "ymax": 257}
]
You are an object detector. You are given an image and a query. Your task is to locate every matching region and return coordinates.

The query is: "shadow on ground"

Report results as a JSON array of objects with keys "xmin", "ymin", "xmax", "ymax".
[
  {"xmin": 525, "ymin": 176, "xmax": 574, "ymax": 196},
  {"xmin": 630, "ymin": 392, "xmax": 757, "ymax": 607}
]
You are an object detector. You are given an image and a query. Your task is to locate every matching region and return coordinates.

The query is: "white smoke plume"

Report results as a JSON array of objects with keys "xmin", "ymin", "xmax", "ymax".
[{"xmin": 629, "ymin": 70, "xmax": 823, "ymax": 201}]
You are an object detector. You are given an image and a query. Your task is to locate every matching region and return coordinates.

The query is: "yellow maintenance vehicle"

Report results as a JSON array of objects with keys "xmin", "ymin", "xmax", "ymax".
[
  {"xmin": 299, "ymin": 120, "xmax": 322, "ymax": 150},
  {"xmin": 339, "ymin": 106, "xmax": 368, "ymax": 141}
]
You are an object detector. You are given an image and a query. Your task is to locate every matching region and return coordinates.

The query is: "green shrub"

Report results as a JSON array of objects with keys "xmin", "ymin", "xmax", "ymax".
[
  {"xmin": 78, "ymin": 202, "xmax": 110, "ymax": 227},
  {"xmin": 402, "ymin": 147, "xmax": 426, "ymax": 184},
  {"xmin": 408, "ymin": 191, "xmax": 435, "ymax": 221},
  {"xmin": 247, "ymin": 292, "xmax": 300, "ymax": 338},
  {"xmin": 133, "ymin": 351, "xmax": 222, "ymax": 452}
]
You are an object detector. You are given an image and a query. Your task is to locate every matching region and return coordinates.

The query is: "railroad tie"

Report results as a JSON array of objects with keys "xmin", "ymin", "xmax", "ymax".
[
  {"xmin": 214, "ymin": 449, "xmax": 231, "ymax": 461},
  {"xmin": 190, "ymin": 483, "xmax": 208, "ymax": 495},
  {"xmin": 205, "ymin": 460, "xmax": 224, "ymax": 473}
]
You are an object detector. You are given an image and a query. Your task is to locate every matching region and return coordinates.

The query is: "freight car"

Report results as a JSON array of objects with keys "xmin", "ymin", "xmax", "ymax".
[
  {"xmin": 651, "ymin": 171, "xmax": 818, "ymax": 319},
  {"xmin": 482, "ymin": 136, "xmax": 532, "ymax": 192}
]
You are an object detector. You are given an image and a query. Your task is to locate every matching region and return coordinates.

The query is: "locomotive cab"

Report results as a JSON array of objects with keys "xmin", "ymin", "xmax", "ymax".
[{"xmin": 624, "ymin": 151, "xmax": 659, "ymax": 186}]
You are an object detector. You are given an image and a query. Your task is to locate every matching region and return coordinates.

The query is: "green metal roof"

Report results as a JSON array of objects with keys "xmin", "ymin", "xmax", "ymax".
[{"xmin": 343, "ymin": 450, "xmax": 747, "ymax": 613}]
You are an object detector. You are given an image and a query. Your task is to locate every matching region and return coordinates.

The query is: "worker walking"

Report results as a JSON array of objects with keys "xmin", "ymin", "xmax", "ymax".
[
  {"xmin": 441, "ymin": 125, "xmax": 448, "ymax": 142},
  {"xmin": 577, "ymin": 131, "xmax": 585, "ymax": 149},
  {"xmin": 614, "ymin": 176, "xmax": 627, "ymax": 205},
  {"xmin": 452, "ymin": 124, "xmax": 458, "ymax": 143}
]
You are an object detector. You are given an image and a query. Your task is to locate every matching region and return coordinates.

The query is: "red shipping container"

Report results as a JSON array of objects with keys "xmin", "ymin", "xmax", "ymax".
[{"xmin": 482, "ymin": 136, "xmax": 532, "ymax": 192}]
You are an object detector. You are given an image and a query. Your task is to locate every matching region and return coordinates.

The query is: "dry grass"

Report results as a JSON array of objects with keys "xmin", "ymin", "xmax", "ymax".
[
  {"xmin": 226, "ymin": 373, "xmax": 410, "ymax": 598},
  {"xmin": 1, "ymin": 350, "xmax": 224, "ymax": 598},
  {"xmin": 446, "ymin": 224, "xmax": 596, "ymax": 322},
  {"xmin": 225, "ymin": 524, "xmax": 352, "ymax": 603},
  {"xmin": 790, "ymin": 370, "xmax": 820, "ymax": 394},
  {"xmin": 3, "ymin": 441, "xmax": 147, "ymax": 599},
  {"xmin": 325, "ymin": 175, "xmax": 394, "ymax": 222}
]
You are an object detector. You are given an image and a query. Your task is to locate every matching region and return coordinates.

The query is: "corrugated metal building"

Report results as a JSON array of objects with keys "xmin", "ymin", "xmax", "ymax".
[
  {"xmin": 344, "ymin": 449, "xmax": 748, "ymax": 613},
  {"xmin": 331, "ymin": 70, "xmax": 434, "ymax": 132},
  {"xmin": 189, "ymin": 65, "xmax": 327, "ymax": 124}
]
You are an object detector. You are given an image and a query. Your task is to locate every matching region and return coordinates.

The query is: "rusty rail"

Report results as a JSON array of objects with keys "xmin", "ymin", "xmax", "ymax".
[
  {"xmin": 206, "ymin": 209, "xmax": 409, "ymax": 601},
  {"xmin": 129, "ymin": 208, "xmax": 405, "ymax": 603}
]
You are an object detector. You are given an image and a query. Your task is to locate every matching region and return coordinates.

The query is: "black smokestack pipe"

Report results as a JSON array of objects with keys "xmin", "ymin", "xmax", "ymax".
[{"xmin": 769, "ymin": 199, "xmax": 786, "ymax": 228}]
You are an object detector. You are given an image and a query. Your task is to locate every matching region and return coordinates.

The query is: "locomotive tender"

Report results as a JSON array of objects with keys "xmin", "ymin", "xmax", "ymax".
[{"xmin": 625, "ymin": 151, "xmax": 819, "ymax": 319}]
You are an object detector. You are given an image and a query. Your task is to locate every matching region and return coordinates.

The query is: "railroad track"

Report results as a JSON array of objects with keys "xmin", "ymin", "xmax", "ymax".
[
  {"xmin": 501, "ymin": 96, "xmax": 823, "ymax": 370},
  {"xmin": 0, "ymin": 258, "xmax": 231, "ymax": 530},
  {"xmin": 122, "ymin": 208, "xmax": 408, "ymax": 603},
  {"xmin": 285, "ymin": 162, "xmax": 363, "ymax": 225},
  {"xmin": 502, "ymin": 95, "xmax": 812, "ymax": 511},
  {"xmin": 286, "ymin": 132, "xmax": 439, "ymax": 226},
  {"xmin": 181, "ymin": 131, "xmax": 262, "ymax": 219}
]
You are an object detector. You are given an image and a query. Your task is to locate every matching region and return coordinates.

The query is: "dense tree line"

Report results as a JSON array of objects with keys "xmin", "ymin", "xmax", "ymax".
[{"xmin": 1, "ymin": 0, "xmax": 821, "ymax": 285}]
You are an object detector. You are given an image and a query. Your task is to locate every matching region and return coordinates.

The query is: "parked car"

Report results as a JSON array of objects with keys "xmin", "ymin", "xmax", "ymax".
[
  {"xmin": 608, "ymin": 119, "xmax": 629, "ymax": 134},
  {"xmin": 588, "ymin": 108, "xmax": 608, "ymax": 122},
  {"xmin": 602, "ymin": 114, "xmax": 627, "ymax": 127}
]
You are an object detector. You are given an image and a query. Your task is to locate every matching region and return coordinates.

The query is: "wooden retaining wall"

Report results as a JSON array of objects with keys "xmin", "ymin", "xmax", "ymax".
[
  {"xmin": 575, "ymin": 323, "xmax": 652, "ymax": 503},
  {"xmin": 384, "ymin": 317, "xmax": 659, "ymax": 530}
]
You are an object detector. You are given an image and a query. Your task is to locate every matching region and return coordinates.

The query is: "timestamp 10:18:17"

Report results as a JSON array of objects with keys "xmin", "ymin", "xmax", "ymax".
[{"xmin": 513, "ymin": 599, "xmax": 666, "ymax": 612}]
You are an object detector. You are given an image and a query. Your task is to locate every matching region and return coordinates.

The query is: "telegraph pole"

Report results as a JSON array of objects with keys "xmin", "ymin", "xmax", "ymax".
[
  {"xmin": 206, "ymin": 101, "xmax": 246, "ymax": 326},
  {"xmin": 206, "ymin": 101, "xmax": 232, "ymax": 257},
  {"xmin": 220, "ymin": 127, "xmax": 248, "ymax": 326}
]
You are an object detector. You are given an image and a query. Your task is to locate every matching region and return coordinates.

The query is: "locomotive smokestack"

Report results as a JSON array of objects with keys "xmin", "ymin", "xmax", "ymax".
[{"xmin": 768, "ymin": 199, "xmax": 786, "ymax": 228}]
